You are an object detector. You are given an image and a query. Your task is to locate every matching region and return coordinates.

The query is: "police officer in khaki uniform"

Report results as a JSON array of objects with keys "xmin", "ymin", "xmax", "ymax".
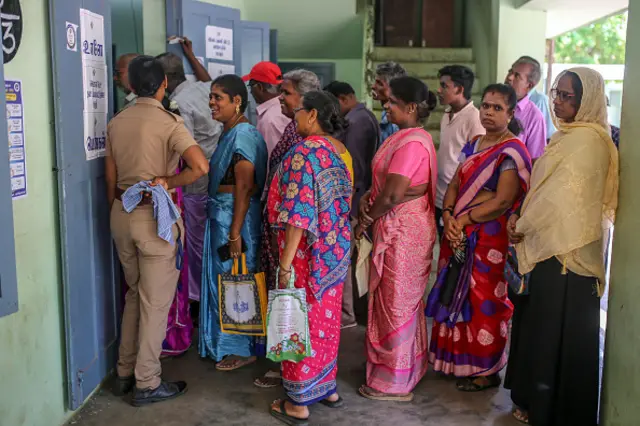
[{"xmin": 105, "ymin": 55, "xmax": 209, "ymax": 406}]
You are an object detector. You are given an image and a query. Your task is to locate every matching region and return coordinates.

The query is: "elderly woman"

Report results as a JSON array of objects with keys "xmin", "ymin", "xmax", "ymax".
[
  {"xmin": 199, "ymin": 74, "xmax": 268, "ymax": 370},
  {"xmin": 355, "ymin": 76, "xmax": 438, "ymax": 401},
  {"xmin": 267, "ymin": 90, "xmax": 352, "ymax": 425},
  {"xmin": 255, "ymin": 69, "xmax": 321, "ymax": 388},
  {"xmin": 425, "ymin": 84, "xmax": 531, "ymax": 393},
  {"xmin": 505, "ymin": 68, "xmax": 618, "ymax": 426}
]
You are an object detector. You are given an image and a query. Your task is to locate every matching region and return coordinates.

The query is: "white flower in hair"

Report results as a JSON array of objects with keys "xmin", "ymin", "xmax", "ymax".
[{"xmin": 169, "ymin": 100, "xmax": 179, "ymax": 111}]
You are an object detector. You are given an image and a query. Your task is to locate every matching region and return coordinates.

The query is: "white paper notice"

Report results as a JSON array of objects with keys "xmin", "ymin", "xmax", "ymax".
[
  {"xmin": 83, "ymin": 112, "xmax": 107, "ymax": 161},
  {"xmin": 83, "ymin": 64, "xmax": 108, "ymax": 113},
  {"xmin": 80, "ymin": 9, "xmax": 105, "ymax": 65},
  {"xmin": 208, "ymin": 62, "xmax": 236, "ymax": 79},
  {"xmin": 80, "ymin": 9, "xmax": 107, "ymax": 161},
  {"xmin": 205, "ymin": 25, "xmax": 233, "ymax": 61}
]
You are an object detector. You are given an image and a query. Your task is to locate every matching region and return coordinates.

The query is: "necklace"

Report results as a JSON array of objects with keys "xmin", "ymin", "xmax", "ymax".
[
  {"xmin": 226, "ymin": 113, "xmax": 244, "ymax": 131},
  {"xmin": 479, "ymin": 129, "xmax": 509, "ymax": 149}
]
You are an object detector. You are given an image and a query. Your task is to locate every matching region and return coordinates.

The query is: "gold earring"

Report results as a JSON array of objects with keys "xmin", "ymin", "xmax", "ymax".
[{"xmin": 235, "ymin": 104, "xmax": 240, "ymax": 115}]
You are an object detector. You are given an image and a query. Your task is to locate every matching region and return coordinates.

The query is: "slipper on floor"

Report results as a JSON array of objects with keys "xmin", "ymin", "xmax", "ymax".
[
  {"xmin": 319, "ymin": 396, "xmax": 344, "ymax": 408},
  {"xmin": 512, "ymin": 407, "xmax": 530, "ymax": 425},
  {"xmin": 215, "ymin": 357, "xmax": 256, "ymax": 372},
  {"xmin": 456, "ymin": 376, "xmax": 501, "ymax": 392},
  {"xmin": 358, "ymin": 385, "xmax": 414, "ymax": 402},
  {"xmin": 270, "ymin": 400, "xmax": 309, "ymax": 426},
  {"xmin": 254, "ymin": 371, "xmax": 282, "ymax": 388}
]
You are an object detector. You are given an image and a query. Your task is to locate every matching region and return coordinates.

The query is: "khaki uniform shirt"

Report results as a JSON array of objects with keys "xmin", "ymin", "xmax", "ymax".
[{"xmin": 106, "ymin": 97, "xmax": 197, "ymax": 188}]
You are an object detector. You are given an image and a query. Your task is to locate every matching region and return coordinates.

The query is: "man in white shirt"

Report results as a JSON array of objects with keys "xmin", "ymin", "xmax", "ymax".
[{"xmin": 436, "ymin": 65, "xmax": 485, "ymax": 237}]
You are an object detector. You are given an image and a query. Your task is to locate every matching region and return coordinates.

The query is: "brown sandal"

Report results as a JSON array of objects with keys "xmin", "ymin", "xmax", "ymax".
[
  {"xmin": 358, "ymin": 385, "xmax": 414, "ymax": 402},
  {"xmin": 215, "ymin": 356, "xmax": 256, "ymax": 371}
]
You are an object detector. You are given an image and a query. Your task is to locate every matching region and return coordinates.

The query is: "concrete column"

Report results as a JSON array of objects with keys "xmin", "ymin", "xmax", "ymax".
[{"xmin": 602, "ymin": 1, "xmax": 640, "ymax": 425}]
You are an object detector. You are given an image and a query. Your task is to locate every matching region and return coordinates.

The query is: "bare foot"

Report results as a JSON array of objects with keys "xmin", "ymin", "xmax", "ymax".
[
  {"xmin": 512, "ymin": 407, "xmax": 530, "ymax": 424},
  {"xmin": 325, "ymin": 392, "xmax": 340, "ymax": 402}
]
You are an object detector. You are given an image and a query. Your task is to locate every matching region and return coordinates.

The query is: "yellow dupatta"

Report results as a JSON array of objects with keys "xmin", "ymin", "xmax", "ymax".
[{"xmin": 515, "ymin": 67, "xmax": 619, "ymax": 294}]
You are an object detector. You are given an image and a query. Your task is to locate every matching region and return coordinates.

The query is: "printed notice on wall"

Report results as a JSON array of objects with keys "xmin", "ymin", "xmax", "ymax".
[
  {"xmin": 83, "ymin": 112, "xmax": 107, "ymax": 161},
  {"xmin": 205, "ymin": 25, "xmax": 233, "ymax": 61},
  {"xmin": 207, "ymin": 62, "xmax": 236, "ymax": 79},
  {"xmin": 80, "ymin": 8, "xmax": 107, "ymax": 160},
  {"xmin": 5, "ymin": 79, "xmax": 27, "ymax": 199}
]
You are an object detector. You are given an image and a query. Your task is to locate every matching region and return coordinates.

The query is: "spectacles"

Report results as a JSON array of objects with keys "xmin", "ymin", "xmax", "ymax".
[
  {"xmin": 550, "ymin": 88, "xmax": 576, "ymax": 102},
  {"xmin": 292, "ymin": 107, "xmax": 305, "ymax": 114}
]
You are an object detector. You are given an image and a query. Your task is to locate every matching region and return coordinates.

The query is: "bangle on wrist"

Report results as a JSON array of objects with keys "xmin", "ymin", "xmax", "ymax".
[
  {"xmin": 228, "ymin": 234, "xmax": 240, "ymax": 242},
  {"xmin": 279, "ymin": 265, "xmax": 292, "ymax": 273}
]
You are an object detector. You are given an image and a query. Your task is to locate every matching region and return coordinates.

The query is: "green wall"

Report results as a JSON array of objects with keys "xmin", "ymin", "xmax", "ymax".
[
  {"xmin": 602, "ymin": 0, "xmax": 640, "ymax": 423},
  {"xmin": 0, "ymin": 1, "xmax": 68, "ymax": 426}
]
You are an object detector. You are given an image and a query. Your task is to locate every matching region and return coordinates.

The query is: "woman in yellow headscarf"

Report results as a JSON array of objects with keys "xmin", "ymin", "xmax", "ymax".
[{"xmin": 504, "ymin": 67, "xmax": 619, "ymax": 426}]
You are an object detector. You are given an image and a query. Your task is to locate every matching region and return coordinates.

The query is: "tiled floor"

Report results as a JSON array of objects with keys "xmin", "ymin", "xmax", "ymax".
[{"xmin": 66, "ymin": 324, "xmax": 521, "ymax": 426}]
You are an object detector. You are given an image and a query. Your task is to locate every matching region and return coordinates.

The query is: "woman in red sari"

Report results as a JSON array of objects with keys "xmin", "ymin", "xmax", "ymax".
[
  {"xmin": 356, "ymin": 76, "xmax": 438, "ymax": 401},
  {"xmin": 425, "ymin": 83, "xmax": 531, "ymax": 392}
]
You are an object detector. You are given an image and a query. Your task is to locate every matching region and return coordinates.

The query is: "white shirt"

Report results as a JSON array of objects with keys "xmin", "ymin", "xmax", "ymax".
[{"xmin": 436, "ymin": 101, "xmax": 485, "ymax": 208}]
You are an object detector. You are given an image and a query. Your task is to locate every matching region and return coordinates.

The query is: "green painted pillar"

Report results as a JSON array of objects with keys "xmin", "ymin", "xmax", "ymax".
[{"xmin": 602, "ymin": 1, "xmax": 640, "ymax": 424}]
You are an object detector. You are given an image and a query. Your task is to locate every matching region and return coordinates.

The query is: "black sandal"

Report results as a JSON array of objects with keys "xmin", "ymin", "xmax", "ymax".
[
  {"xmin": 270, "ymin": 400, "xmax": 310, "ymax": 426},
  {"xmin": 319, "ymin": 395, "xmax": 344, "ymax": 408},
  {"xmin": 456, "ymin": 375, "xmax": 501, "ymax": 392}
]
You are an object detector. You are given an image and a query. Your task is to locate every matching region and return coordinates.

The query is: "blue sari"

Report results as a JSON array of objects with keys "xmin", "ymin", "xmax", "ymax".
[{"xmin": 199, "ymin": 122, "xmax": 267, "ymax": 361}]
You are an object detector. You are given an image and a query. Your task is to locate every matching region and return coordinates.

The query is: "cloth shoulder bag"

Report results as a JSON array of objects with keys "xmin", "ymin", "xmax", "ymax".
[
  {"xmin": 218, "ymin": 254, "xmax": 268, "ymax": 336},
  {"xmin": 266, "ymin": 267, "xmax": 312, "ymax": 363}
]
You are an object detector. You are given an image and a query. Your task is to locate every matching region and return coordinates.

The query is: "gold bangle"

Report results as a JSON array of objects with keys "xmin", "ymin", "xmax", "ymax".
[{"xmin": 228, "ymin": 234, "xmax": 241, "ymax": 242}]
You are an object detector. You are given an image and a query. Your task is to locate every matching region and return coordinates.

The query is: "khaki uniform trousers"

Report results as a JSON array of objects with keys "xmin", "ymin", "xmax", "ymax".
[{"xmin": 110, "ymin": 200, "xmax": 183, "ymax": 389}]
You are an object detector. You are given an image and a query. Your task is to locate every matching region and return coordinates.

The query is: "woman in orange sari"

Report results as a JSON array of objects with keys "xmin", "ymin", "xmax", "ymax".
[{"xmin": 356, "ymin": 76, "xmax": 438, "ymax": 401}]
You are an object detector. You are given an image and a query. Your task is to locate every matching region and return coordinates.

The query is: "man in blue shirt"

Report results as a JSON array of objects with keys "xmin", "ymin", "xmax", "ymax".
[{"xmin": 371, "ymin": 61, "xmax": 407, "ymax": 147}]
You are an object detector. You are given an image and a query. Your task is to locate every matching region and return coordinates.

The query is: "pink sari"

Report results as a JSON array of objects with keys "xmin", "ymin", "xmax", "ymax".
[{"xmin": 366, "ymin": 128, "xmax": 438, "ymax": 394}]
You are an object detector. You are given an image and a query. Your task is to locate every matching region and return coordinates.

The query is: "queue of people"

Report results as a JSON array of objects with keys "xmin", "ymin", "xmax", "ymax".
[{"xmin": 106, "ymin": 45, "xmax": 619, "ymax": 426}]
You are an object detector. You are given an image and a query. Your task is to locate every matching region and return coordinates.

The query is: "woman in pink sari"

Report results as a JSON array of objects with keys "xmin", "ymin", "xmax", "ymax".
[{"xmin": 356, "ymin": 76, "xmax": 438, "ymax": 401}]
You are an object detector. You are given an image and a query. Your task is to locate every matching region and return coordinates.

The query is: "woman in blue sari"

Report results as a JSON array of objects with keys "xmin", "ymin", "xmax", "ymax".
[{"xmin": 199, "ymin": 74, "xmax": 268, "ymax": 371}]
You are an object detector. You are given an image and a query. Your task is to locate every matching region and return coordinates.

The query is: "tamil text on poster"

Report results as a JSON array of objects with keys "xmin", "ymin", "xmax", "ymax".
[
  {"xmin": 80, "ymin": 8, "xmax": 107, "ymax": 160},
  {"xmin": 5, "ymin": 79, "xmax": 26, "ymax": 199},
  {"xmin": 205, "ymin": 25, "xmax": 233, "ymax": 61}
]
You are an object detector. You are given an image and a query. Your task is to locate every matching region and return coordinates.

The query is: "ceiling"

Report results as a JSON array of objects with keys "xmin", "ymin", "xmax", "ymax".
[{"xmin": 518, "ymin": 0, "xmax": 628, "ymax": 37}]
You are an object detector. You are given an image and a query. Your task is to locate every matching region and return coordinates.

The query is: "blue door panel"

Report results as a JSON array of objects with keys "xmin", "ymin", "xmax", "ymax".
[
  {"xmin": 49, "ymin": 0, "xmax": 117, "ymax": 410},
  {"xmin": 241, "ymin": 21, "xmax": 270, "ymax": 125}
]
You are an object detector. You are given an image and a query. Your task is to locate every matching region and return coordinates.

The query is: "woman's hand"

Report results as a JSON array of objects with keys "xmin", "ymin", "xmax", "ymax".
[
  {"xmin": 444, "ymin": 214, "xmax": 463, "ymax": 246},
  {"xmin": 507, "ymin": 214, "xmax": 524, "ymax": 244},
  {"xmin": 278, "ymin": 267, "xmax": 292, "ymax": 289},
  {"xmin": 229, "ymin": 235, "xmax": 242, "ymax": 258},
  {"xmin": 358, "ymin": 191, "xmax": 371, "ymax": 221},
  {"xmin": 354, "ymin": 223, "xmax": 365, "ymax": 240}
]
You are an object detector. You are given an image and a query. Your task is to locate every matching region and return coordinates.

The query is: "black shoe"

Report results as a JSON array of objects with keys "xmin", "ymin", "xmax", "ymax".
[
  {"xmin": 113, "ymin": 375, "xmax": 135, "ymax": 396},
  {"xmin": 131, "ymin": 380, "xmax": 188, "ymax": 406}
]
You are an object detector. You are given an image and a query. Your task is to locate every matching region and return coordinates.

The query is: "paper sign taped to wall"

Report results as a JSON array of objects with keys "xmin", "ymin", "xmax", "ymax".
[
  {"xmin": 5, "ymin": 79, "xmax": 27, "ymax": 199},
  {"xmin": 205, "ymin": 25, "xmax": 233, "ymax": 61},
  {"xmin": 82, "ymin": 64, "xmax": 108, "ymax": 113},
  {"xmin": 208, "ymin": 62, "xmax": 236, "ymax": 79},
  {"xmin": 83, "ymin": 112, "xmax": 107, "ymax": 161}
]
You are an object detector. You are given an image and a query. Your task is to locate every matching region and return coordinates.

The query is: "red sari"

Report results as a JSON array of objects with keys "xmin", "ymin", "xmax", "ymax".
[{"xmin": 425, "ymin": 137, "xmax": 531, "ymax": 377}]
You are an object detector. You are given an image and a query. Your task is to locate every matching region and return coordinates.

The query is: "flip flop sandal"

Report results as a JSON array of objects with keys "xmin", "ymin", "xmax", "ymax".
[
  {"xmin": 254, "ymin": 371, "xmax": 282, "ymax": 388},
  {"xmin": 358, "ymin": 385, "xmax": 414, "ymax": 402},
  {"xmin": 215, "ymin": 357, "xmax": 256, "ymax": 371},
  {"xmin": 270, "ymin": 400, "xmax": 309, "ymax": 426},
  {"xmin": 512, "ymin": 407, "xmax": 530, "ymax": 425},
  {"xmin": 319, "ymin": 396, "xmax": 344, "ymax": 408},
  {"xmin": 456, "ymin": 376, "xmax": 501, "ymax": 392}
]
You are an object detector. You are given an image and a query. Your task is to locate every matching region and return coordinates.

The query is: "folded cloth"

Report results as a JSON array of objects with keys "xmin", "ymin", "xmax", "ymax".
[{"xmin": 122, "ymin": 181, "xmax": 181, "ymax": 244}]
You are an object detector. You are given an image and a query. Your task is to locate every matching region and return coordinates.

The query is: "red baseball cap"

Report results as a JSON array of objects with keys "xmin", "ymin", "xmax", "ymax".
[{"xmin": 242, "ymin": 61, "xmax": 284, "ymax": 85}]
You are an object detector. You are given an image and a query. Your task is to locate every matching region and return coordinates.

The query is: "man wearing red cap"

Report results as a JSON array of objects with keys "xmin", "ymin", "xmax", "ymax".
[{"xmin": 242, "ymin": 62, "xmax": 290, "ymax": 158}]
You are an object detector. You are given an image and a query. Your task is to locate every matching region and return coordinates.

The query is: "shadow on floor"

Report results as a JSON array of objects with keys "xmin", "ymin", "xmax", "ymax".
[{"xmin": 66, "ymin": 325, "xmax": 520, "ymax": 426}]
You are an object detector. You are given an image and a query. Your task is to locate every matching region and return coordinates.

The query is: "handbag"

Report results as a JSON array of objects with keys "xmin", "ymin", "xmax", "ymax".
[
  {"xmin": 439, "ymin": 234, "xmax": 467, "ymax": 306},
  {"xmin": 504, "ymin": 246, "xmax": 530, "ymax": 295},
  {"xmin": 218, "ymin": 254, "xmax": 268, "ymax": 336},
  {"xmin": 266, "ymin": 267, "xmax": 312, "ymax": 363}
]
